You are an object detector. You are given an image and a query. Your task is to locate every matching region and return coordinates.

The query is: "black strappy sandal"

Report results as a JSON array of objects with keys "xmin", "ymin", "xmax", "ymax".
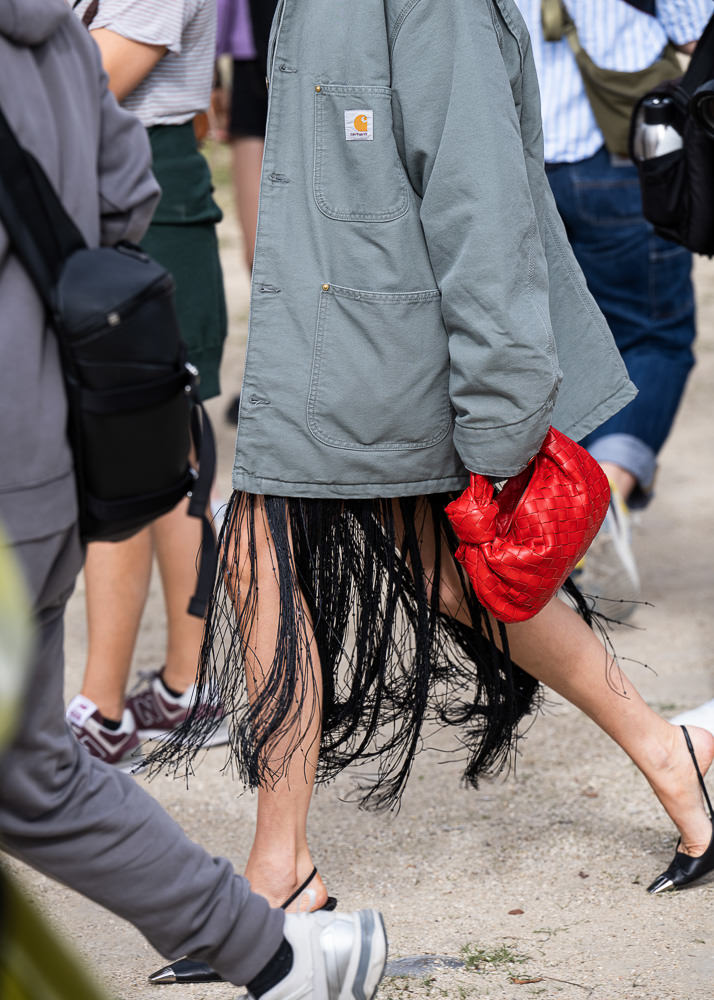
[
  {"xmin": 647, "ymin": 725, "xmax": 714, "ymax": 894},
  {"xmin": 277, "ymin": 864, "xmax": 337, "ymax": 912},
  {"xmin": 148, "ymin": 866, "xmax": 336, "ymax": 983}
]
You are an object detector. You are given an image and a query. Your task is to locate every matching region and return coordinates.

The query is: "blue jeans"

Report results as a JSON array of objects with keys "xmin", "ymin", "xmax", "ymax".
[{"xmin": 546, "ymin": 146, "xmax": 696, "ymax": 507}]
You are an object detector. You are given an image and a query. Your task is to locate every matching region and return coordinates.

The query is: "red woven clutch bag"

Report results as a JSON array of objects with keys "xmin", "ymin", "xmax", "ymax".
[{"xmin": 445, "ymin": 427, "xmax": 610, "ymax": 623}]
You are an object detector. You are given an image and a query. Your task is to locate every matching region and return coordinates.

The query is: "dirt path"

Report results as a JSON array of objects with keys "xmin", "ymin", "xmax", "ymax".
[{"xmin": 6, "ymin": 159, "xmax": 714, "ymax": 1000}]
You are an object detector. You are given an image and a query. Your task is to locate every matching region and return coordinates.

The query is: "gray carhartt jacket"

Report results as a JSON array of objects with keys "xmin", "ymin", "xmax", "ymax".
[
  {"xmin": 0, "ymin": 0, "xmax": 159, "ymax": 543},
  {"xmin": 235, "ymin": 0, "xmax": 636, "ymax": 498}
]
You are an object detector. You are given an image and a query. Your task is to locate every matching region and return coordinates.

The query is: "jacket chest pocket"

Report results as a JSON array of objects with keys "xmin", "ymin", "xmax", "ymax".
[{"xmin": 313, "ymin": 84, "xmax": 410, "ymax": 222}]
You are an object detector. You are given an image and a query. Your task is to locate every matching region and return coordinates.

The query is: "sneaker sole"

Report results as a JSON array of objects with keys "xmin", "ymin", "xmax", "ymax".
[
  {"xmin": 115, "ymin": 750, "xmax": 146, "ymax": 774},
  {"xmin": 339, "ymin": 909, "xmax": 388, "ymax": 1000},
  {"xmin": 136, "ymin": 716, "xmax": 231, "ymax": 748}
]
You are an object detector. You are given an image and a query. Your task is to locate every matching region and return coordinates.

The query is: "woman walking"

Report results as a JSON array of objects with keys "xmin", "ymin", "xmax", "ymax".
[{"xmin": 151, "ymin": 0, "xmax": 714, "ymax": 945}]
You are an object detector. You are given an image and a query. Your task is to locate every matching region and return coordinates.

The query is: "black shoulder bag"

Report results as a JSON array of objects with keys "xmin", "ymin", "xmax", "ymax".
[
  {"xmin": 629, "ymin": 12, "xmax": 714, "ymax": 255},
  {"xmin": 0, "ymin": 107, "xmax": 216, "ymax": 616}
]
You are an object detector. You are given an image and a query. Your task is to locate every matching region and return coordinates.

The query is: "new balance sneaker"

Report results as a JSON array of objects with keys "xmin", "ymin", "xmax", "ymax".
[
  {"xmin": 252, "ymin": 908, "xmax": 388, "ymax": 1000},
  {"xmin": 65, "ymin": 694, "xmax": 143, "ymax": 771},
  {"xmin": 572, "ymin": 480, "xmax": 641, "ymax": 622},
  {"xmin": 126, "ymin": 670, "xmax": 230, "ymax": 746}
]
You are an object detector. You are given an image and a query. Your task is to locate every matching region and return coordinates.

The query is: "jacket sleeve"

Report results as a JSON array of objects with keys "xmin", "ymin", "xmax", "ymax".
[
  {"xmin": 390, "ymin": 0, "xmax": 562, "ymax": 478},
  {"xmin": 93, "ymin": 48, "xmax": 160, "ymax": 246}
]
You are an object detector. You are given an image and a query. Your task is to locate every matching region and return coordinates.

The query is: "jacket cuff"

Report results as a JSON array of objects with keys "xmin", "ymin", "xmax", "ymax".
[{"xmin": 453, "ymin": 397, "xmax": 555, "ymax": 479}]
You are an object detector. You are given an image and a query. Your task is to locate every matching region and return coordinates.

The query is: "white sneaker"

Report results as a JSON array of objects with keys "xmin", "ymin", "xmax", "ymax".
[
  {"xmin": 126, "ymin": 670, "xmax": 229, "ymax": 746},
  {"xmin": 572, "ymin": 480, "xmax": 640, "ymax": 621},
  {"xmin": 65, "ymin": 694, "xmax": 144, "ymax": 772},
  {"xmin": 253, "ymin": 909, "xmax": 388, "ymax": 1000},
  {"xmin": 670, "ymin": 699, "xmax": 714, "ymax": 737}
]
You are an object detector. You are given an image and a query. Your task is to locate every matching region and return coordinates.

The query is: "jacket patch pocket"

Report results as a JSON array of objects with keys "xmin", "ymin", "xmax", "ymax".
[
  {"xmin": 314, "ymin": 85, "xmax": 409, "ymax": 222},
  {"xmin": 307, "ymin": 284, "xmax": 452, "ymax": 452}
]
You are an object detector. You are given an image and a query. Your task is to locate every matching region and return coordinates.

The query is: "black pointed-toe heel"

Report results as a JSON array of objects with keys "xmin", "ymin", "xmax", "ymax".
[
  {"xmin": 647, "ymin": 725, "xmax": 714, "ymax": 894},
  {"xmin": 148, "ymin": 867, "xmax": 337, "ymax": 983}
]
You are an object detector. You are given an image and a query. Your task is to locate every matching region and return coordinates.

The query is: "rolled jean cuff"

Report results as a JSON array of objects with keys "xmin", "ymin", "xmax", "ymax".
[{"xmin": 586, "ymin": 433, "xmax": 656, "ymax": 510}]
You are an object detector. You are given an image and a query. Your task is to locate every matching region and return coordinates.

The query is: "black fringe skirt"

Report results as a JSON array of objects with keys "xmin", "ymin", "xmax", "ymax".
[{"xmin": 147, "ymin": 491, "xmax": 567, "ymax": 810}]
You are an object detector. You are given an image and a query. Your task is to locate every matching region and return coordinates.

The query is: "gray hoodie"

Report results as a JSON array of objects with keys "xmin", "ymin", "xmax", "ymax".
[{"xmin": 0, "ymin": 0, "xmax": 160, "ymax": 543}]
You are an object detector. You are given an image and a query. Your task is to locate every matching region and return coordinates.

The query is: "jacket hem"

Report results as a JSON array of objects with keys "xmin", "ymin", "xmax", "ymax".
[
  {"xmin": 231, "ymin": 469, "xmax": 469, "ymax": 499},
  {"xmin": 556, "ymin": 379, "xmax": 638, "ymax": 446}
]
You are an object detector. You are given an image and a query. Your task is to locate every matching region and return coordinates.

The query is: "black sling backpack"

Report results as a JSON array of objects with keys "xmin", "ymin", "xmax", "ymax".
[{"xmin": 0, "ymin": 106, "xmax": 217, "ymax": 616}]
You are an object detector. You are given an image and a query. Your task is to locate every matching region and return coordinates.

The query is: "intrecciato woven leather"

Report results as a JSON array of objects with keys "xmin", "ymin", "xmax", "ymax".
[{"xmin": 446, "ymin": 427, "xmax": 610, "ymax": 623}]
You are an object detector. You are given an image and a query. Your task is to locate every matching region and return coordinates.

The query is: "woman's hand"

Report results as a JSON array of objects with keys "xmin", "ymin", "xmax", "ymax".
[{"xmin": 90, "ymin": 28, "xmax": 166, "ymax": 102}]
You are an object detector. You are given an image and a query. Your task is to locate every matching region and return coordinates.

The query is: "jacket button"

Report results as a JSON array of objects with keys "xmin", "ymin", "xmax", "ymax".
[{"xmin": 322, "ymin": 283, "xmax": 330, "ymax": 291}]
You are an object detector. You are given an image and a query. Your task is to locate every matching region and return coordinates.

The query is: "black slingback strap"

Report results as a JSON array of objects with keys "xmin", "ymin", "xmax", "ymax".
[
  {"xmin": 281, "ymin": 867, "xmax": 318, "ymax": 910},
  {"xmin": 681, "ymin": 726, "xmax": 714, "ymax": 819}
]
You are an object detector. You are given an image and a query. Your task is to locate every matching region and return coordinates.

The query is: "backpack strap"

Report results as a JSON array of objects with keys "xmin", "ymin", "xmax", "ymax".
[
  {"xmin": 0, "ymin": 107, "xmax": 86, "ymax": 313},
  {"xmin": 73, "ymin": 1, "xmax": 100, "ymax": 29},
  {"xmin": 186, "ymin": 402, "xmax": 218, "ymax": 619},
  {"xmin": 622, "ymin": 0, "xmax": 657, "ymax": 14},
  {"xmin": 679, "ymin": 12, "xmax": 714, "ymax": 96}
]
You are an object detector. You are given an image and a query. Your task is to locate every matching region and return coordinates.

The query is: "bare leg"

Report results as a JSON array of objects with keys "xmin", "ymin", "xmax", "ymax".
[
  {"xmin": 599, "ymin": 460, "xmax": 637, "ymax": 504},
  {"xmin": 151, "ymin": 498, "xmax": 205, "ymax": 694},
  {"xmin": 81, "ymin": 531, "xmax": 153, "ymax": 720},
  {"xmin": 505, "ymin": 599, "xmax": 714, "ymax": 855},
  {"xmin": 232, "ymin": 498, "xmax": 327, "ymax": 912},
  {"xmin": 231, "ymin": 136, "xmax": 264, "ymax": 272},
  {"xmin": 416, "ymin": 504, "xmax": 714, "ymax": 857}
]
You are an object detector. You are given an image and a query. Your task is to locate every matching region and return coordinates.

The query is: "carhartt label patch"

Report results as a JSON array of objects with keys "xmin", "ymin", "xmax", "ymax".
[{"xmin": 345, "ymin": 109, "xmax": 373, "ymax": 141}]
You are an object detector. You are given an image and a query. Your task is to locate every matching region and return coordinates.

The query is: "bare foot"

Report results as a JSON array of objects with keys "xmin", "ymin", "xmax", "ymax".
[
  {"xmin": 648, "ymin": 724, "xmax": 714, "ymax": 856},
  {"xmin": 244, "ymin": 855, "xmax": 330, "ymax": 912}
]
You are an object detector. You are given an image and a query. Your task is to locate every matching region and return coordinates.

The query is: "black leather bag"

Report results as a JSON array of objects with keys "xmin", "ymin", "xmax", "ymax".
[
  {"xmin": 0, "ymin": 106, "xmax": 216, "ymax": 612},
  {"xmin": 630, "ymin": 13, "xmax": 714, "ymax": 255}
]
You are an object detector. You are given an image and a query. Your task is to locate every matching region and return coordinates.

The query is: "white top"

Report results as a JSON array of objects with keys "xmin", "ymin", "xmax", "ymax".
[
  {"xmin": 514, "ymin": 0, "xmax": 711, "ymax": 162},
  {"xmin": 73, "ymin": 0, "xmax": 216, "ymax": 127}
]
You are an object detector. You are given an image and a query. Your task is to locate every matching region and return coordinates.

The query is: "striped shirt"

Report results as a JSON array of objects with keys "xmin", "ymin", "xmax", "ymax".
[
  {"xmin": 514, "ymin": 0, "xmax": 712, "ymax": 162},
  {"xmin": 73, "ymin": 0, "xmax": 216, "ymax": 127}
]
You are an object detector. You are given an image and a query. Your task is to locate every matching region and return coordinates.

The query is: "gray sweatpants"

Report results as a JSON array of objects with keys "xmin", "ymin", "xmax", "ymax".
[{"xmin": 0, "ymin": 525, "xmax": 283, "ymax": 985}]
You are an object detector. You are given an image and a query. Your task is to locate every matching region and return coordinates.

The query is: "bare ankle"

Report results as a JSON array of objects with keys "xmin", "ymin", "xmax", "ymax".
[{"xmin": 81, "ymin": 689, "xmax": 124, "ymax": 722}]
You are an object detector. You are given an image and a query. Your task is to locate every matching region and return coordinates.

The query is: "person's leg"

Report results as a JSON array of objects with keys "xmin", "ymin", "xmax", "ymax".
[
  {"xmin": 505, "ymin": 598, "xmax": 714, "ymax": 856},
  {"xmin": 228, "ymin": 58, "xmax": 268, "ymax": 273},
  {"xmin": 0, "ymin": 527, "xmax": 283, "ymax": 985},
  {"xmin": 80, "ymin": 530, "xmax": 153, "ymax": 721},
  {"xmin": 231, "ymin": 135, "xmax": 264, "ymax": 272},
  {"xmin": 230, "ymin": 497, "xmax": 328, "ymax": 911},
  {"xmin": 548, "ymin": 147, "xmax": 696, "ymax": 508},
  {"xmin": 423, "ymin": 513, "xmax": 714, "ymax": 857},
  {"xmin": 151, "ymin": 498, "xmax": 205, "ymax": 694},
  {"xmin": 598, "ymin": 462, "xmax": 636, "ymax": 506}
]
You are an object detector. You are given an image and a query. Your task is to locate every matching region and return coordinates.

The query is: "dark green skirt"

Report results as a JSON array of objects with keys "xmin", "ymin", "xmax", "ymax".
[{"xmin": 142, "ymin": 123, "xmax": 227, "ymax": 400}]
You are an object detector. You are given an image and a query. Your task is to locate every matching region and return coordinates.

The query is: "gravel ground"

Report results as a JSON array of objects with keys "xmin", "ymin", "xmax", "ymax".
[{"xmin": 6, "ymin": 149, "xmax": 714, "ymax": 1000}]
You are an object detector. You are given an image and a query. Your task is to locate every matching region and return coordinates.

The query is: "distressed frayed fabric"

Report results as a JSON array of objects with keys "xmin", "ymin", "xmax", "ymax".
[{"xmin": 144, "ymin": 493, "xmax": 599, "ymax": 810}]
